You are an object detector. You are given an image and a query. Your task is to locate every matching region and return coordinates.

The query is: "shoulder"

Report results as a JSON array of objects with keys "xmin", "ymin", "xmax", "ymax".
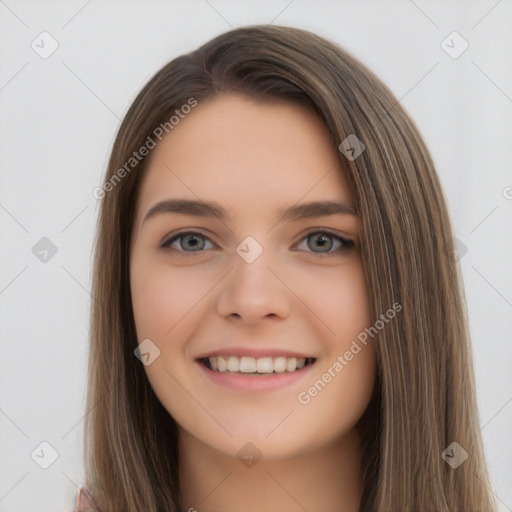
[{"xmin": 74, "ymin": 486, "xmax": 102, "ymax": 512}]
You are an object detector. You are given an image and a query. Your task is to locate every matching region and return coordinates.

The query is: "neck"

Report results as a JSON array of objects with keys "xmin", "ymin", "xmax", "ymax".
[{"xmin": 178, "ymin": 427, "xmax": 363, "ymax": 512}]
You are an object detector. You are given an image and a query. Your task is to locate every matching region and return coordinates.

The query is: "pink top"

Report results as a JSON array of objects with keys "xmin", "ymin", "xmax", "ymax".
[{"xmin": 74, "ymin": 487, "xmax": 101, "ymax": 512}]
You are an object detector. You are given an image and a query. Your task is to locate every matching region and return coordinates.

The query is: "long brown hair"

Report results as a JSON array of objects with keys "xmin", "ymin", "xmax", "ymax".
[{"xmin": 84, "ymin": 25, "xmax": 496, "ymax": 511}]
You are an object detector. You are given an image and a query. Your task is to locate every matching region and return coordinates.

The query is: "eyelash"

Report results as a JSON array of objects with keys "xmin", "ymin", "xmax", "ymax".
[{"xmin": 159, "ymin": 230, "xmax": 354, "ymax": 258}]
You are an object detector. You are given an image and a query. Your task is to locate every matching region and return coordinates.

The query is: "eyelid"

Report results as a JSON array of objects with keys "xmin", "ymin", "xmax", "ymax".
[{"xmin": 296, "ymin": 226, "xmax": 352, "ymax": 241}]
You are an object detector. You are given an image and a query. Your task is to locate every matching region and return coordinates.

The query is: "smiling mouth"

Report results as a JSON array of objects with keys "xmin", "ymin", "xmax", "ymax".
[{"xmin": 199, "ymin": 355, "xmax": 316, "ymax": 375}]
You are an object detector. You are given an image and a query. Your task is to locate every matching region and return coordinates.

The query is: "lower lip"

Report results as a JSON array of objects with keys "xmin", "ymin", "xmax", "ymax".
[{"xmin": 196, "ymin": 360, "xmax": 316, "ymax": 391}]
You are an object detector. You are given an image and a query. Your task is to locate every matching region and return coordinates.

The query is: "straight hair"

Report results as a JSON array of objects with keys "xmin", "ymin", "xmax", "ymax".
[{"xmin": 84, "ymin": 25, "xmax": 496, "ymax": 511}]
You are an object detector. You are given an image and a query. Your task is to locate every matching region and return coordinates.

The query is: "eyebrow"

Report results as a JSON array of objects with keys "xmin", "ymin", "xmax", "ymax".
[{"xmin": 141, "ymin": 198, "xmax": 357, "ymax": 226}]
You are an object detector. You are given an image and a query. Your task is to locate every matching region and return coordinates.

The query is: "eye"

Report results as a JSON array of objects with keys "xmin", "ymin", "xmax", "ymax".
[
  {"xmin": 160, "ymin": 231, "xmax": 215, "ymax": 254},
  {"xmin": 296, "ymin": 230, "xmax": 354, "ymax": 258}
]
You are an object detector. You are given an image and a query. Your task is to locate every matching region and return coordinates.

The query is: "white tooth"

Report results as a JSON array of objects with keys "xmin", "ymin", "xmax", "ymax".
[
  {"xmin": 227, "ymin": 356, "xmax": 240, "ymax": 372},
  {"xmin": 239, "ymin": 356, "xmax": 257, "ymax": 373},
  {"xmin": 217, "ymin": 356, "xmax": 228, "ymax": 372},
  {"xmin": 286, "ymin": 357, "xmax": 297, "ymax": 372},
  {"xmin": 256, "ymin": 357, "xmax": 274, "ymax": 373},
  {"xmin": 210, "ymin": 355, "xmax": 308, "ymax": 373},
  {"xmin": 273, "ymin": 356, "xmax": 287, "ymax": 373}
]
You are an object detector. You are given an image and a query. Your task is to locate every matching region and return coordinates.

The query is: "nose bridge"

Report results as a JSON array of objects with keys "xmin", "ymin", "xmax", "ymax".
[{"xmin": 216, "ymin": 234, "xmax": 290, "ymax": 322}]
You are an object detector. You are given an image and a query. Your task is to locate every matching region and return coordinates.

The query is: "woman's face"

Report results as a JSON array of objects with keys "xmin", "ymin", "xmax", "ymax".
[{"xmin": 130, "ymin": 93, "xmax": 376, "ymax": 459}]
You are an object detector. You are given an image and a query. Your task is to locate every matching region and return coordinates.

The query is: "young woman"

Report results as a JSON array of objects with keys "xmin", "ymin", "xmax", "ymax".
[{"xmin": 75, "ymin": 24, "xmax": 496, "ymax": 512}]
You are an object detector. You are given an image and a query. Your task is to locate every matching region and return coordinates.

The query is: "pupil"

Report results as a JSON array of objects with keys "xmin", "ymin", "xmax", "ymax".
[
  {"xmin": 312, "ymin": 233, "xmax": 331, "ymax": 252},
  {"xmin": 185, "ymin": 235, "xmax": 201, "ymax": 250}
]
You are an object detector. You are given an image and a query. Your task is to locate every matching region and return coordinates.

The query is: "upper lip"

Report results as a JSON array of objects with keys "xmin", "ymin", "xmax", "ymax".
[{"xmin": 195, "ymin": 347, "xmax": 315, "ymax": 359}]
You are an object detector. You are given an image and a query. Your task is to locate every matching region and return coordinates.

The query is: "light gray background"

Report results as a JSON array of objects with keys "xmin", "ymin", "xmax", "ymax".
[{"xmin": 1, "ymin": 1, "xmax": 511, "ymax": 511}]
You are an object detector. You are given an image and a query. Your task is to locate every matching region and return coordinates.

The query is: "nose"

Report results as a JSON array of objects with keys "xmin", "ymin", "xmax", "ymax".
[{"xmin": 216, "ymin": 249, "xmax": 291, "ymax": 325}]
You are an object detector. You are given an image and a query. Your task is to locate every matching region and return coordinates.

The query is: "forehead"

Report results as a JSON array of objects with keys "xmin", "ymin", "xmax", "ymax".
[{"xmin": 135, "ymin": 94, "xmax": 354, "ymax": 220}]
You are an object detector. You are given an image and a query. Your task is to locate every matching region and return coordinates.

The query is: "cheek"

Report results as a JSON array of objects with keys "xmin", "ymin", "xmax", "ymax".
[
  {"xmin": 298, "ymin": 352, "xmax": 376, "ymax": 450},
  {"xmin": 334, "ymin": 270, "xmax": 370, "ymax": 333},
  {"xmin": 294, "ymin": 266, "xmax": 376, "ymax": 435},
  {"xmin": 130, "ymin": 260, "xmax": 210, "ymax": 427},
  {"xmin": 332, "ymin": 265, "xmax": 376, "ymax": 396},
  {"xmin": 130, "ymin": 259, "xmax": 208, "ymax": 342},
  {"xmin": 294, "ymin": 261, "xmax": 376, "ymax": 415},
  {"xmin": 333, "ymin": 269, "xmax": 372, "ymax": 340},
  {"xmin": 295, "ymin": 258, "xmax": 371, "ymax": 341}
]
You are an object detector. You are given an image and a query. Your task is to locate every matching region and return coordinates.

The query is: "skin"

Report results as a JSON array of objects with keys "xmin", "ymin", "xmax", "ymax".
[{"xmin": 129, "ymin": 93, "xmax": 376, "ymax": 512}]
